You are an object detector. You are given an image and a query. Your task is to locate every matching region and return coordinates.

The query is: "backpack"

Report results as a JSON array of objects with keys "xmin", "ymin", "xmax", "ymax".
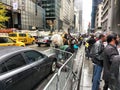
[
  {"xmin": 89, "ymin": 44, "xmax": 95, "ymax": 58},
  {"xmin": 89, "ymin": 43, "xmax": 104, "ymax": 60}
]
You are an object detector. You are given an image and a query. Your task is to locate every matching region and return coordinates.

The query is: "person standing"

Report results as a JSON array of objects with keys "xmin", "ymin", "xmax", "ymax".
[
  {"xmin": 87, "ymin": 35, "xmax": 96, "ymax": 59},
  {"xmin": 102, "ymin": 33, "xmax": 119, "ymax": 90},
  {"xmin": 92, "ymin": 34, "xmax": 106, "ymax": 90}
]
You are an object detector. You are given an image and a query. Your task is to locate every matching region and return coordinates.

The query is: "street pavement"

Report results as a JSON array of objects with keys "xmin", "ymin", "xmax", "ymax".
[
  {"xmin": 73, "ymin": 46, "xmax": 104, "ymax": 90},
  {"xmin": 26, "ymin": 44, "xmax": 50, "ymax": 51},
  {"xmin": 79, "ymin": 52, "xmax": 104, "ymax": 90}
]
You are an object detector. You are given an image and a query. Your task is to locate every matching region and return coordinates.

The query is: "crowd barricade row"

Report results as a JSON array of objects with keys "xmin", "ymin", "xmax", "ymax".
[{"xmin": 43, "ymin": 47, "xmax": 84, "ymax": 90}]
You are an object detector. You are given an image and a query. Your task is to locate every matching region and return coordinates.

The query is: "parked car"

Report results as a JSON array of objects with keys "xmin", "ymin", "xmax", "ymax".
[
  {"xmin": 36, "ymin": 36, "xmax": 52, "ymax": 47},
  {"xmin": 0, "ymin": 47, "xmax": 57, "ymax": 90},
  {"xmin": 0, "ymin": 36, "xmax": 25, "ymax": 46}
]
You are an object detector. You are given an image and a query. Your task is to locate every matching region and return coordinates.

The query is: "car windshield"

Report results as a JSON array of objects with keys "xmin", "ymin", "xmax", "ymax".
[
  {"xmin": 0, "ymin": 37, "xmax": 14, "ymax": 43},
  {"xmin": 19, "ymin": 34, "xmax": 26, "ymax": 37}
]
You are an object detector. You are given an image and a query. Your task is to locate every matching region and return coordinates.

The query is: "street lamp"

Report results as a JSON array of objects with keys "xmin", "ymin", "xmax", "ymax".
[{"xmin": 35, "ymin": 0, "xmax": 38, "ymax": 16}]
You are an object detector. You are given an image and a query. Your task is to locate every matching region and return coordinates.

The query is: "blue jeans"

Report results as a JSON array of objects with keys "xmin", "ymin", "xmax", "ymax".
[{"xmin": 92, "ymin": 64, "xmax": 102, "ymax": 90}]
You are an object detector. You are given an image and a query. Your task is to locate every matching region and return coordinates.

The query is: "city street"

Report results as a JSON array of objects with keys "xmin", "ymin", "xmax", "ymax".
[
  {"xmin": 26, "ymin": 44, "xmax": 50, "ymax": 51},
  {"xmin": 1, "ymin": 0, "xmax": 120, "ymax": 89}
]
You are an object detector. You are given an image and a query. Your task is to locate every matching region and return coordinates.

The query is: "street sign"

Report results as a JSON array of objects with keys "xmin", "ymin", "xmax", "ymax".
[{"xmin": 13, "ymin": 2, "xmax": 18, "ymax": 11}]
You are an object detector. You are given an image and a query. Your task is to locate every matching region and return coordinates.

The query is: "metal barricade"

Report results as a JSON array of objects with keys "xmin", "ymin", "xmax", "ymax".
[
  {"xmin": 57, "ymin": 53, "xmax": 74, "ymax": 90},
  {"xmin": 43, "ymin": 73, "xmax": 58, "ymax": 90},
  {"xmin": 43, "ymin": 47, "xmax": 77, "ymax": 90}
]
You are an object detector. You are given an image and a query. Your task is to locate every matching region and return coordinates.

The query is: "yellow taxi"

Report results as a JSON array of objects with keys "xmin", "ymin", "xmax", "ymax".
[
  {"xmin": 9, "ymin": 33, "xmax": 35, "ymax": 45},
  {"xmin": 0, "ymin": 36, "xmax": 25, "ymax": 46}
]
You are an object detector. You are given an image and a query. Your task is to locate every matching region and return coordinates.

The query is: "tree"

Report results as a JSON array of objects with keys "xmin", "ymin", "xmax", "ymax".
[{"xmin": 0, "ymin": 3, "xmax": 9, "ymax": 29}]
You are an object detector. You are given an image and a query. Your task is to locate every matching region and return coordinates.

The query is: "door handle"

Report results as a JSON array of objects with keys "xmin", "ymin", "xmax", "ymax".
[
  {"xmin": 5, "ymin": 78, "xmax": 12, "ymax": 84},
  {"xmin": 33, "ymin": 67, "xmax": 40, "ymax": 71}
]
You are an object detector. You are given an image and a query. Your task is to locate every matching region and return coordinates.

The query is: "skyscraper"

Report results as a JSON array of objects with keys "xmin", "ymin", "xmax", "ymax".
[
  {"xmin": 111, "ymin": 0, "xmax": 120, "ymax": 33},
  {"xmin": 0, "ymin": 0, "xmax": 45, "ymax": 30},
  {"xmin": 91, "ymin": 0, "xmax": 103, "ymax": 31},
  {"xmin": 74, "ymin": 0, "xmax": 83, "ymax": 32},
  {"xmin": 41, "ymin": 0, "xmax": 61, "ymax": 31}
]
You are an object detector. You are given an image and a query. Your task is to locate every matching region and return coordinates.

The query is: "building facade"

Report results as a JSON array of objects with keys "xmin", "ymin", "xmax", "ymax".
[
  {"xmin": 101, "ymin": 0, "xmax": 110, "ymax": 31},
  {"xmin": 101, "ymin": 0, "xmax": 120, "ymax": 33},
  {"xmin": 111, "ymin": 0, "xmax": 120, "ymax": 33},
  {"xmin": 60, "ymin": 0, "xmax": 74, "ymax": 31},
  {"xmin": 95, "ymin": 3, "xmax": 103, "ymax": 30},
  {"xmin": 74, "ymin": 8, "xmax": 80, "ymax": 32},
  {"xmin": 0, "ymin": 0, "xmax": 45, "ymax": 30},
  {"xmin": 91, "ymin": 0, "xmax": 103, "ymax": 31},
  {"xmin": 74, "ymin": 0, "xmax": 83, "ymax": 33},
  {"xmin": 41, "ymin": 0, "xmax": 61, "ymax": 31}
]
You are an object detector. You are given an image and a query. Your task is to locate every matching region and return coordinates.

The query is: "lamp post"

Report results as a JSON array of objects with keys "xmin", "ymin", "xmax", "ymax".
[{"xmin": 35, "ymin": 0, "xmax": 38, "ymax": 16}]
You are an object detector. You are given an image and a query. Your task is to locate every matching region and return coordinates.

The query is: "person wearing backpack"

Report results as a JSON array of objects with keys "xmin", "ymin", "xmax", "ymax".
[
  {"xmin": 92, "ymin": 34, "xmax": 106, "ymax": 90},
  {"xmin": 102, "ymin": 33, "xmax": 119, "ymax": 90},
  {"xmin": 87, "ymin": 35, "xmax": 96, "ymax": 59}
]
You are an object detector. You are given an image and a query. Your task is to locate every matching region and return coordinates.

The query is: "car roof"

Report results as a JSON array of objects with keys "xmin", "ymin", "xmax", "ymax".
[
  {"xmin": 0, "ymin": 36, "xmax": 8, "ymax": 37},
  {"xmin": 0, "ymin": 46, "xmax": 31, "ymax": 61}
]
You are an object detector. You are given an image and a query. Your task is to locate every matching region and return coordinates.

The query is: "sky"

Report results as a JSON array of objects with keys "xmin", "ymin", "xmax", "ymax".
[
  {"xmin": 75, "ymin": 0, "xmax": 92, "ymax": 32},
  {"xmin": 83, "ymin": 0, "xmax": 92, "ymax": 32}
]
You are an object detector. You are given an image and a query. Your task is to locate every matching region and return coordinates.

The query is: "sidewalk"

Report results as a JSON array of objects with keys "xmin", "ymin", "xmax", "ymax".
[
  {"xmin": 79, "ymin": 58, "xmax": 104, "ymax": 90},
  {"xmin": 80, "ymin": 59, "xmax": 93, "ymax": 90},
  {"xmin": 73, "ymin": 46, "xmax": 104, "ymax": 90}
]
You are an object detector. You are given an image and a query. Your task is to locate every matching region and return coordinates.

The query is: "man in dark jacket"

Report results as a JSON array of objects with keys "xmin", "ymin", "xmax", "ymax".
[
  {"xmin": 109, "ymin": 55, "xmax": 120, "ymax": 90},
  {"xmin": 102, "ymin": 33, "xmax": 119, "ymax": 90},
  {"xmin": 92, "ymin": 34, "xmax": 106, "ymax": 90}
]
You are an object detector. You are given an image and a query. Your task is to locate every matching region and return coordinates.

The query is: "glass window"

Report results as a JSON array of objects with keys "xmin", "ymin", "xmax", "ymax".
[
  {"xmin": 0, "ymin": 63, "xmax": 7, "ymax": 74},
  {"xmin": 24, "ymin": 50, "xmax": 44, "ymax": 63},
  {"xmin": 5, "ymin": 54, "xmax": 26, "ymax": 71},
  {"xmin": 28, "ymin": 34, "xmax": 32, "ymax": 38},
  {"xmin": 7, "ymin": 38, "xmax": 14, "ymax": 43},
  {"xmin": 19, "ymin": 33, "xmax": 26, "ymax": 37},
  {"xmin": 9, "ymin": 34, "xmax": 17, "ymax": 37},
  {"xmin": 0, "ymin": 37, "xmax": 14, "ymax": 43}
]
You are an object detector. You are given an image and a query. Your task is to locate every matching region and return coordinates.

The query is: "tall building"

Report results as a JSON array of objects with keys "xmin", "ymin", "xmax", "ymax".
[
  {"xmin": 41, "ymin": 0, "xmax": 61, "ymax": 31},
  {"xmin": 60, "ymin": 0, "xmax": 74, "ymax": 31},
  {"xmin": 74, "ymin": 0, "xmax": 83, "ymax": 33},
  {"xmin": 101, "ymin": 0, "xmax": 120, "ymax": 33},
  {"xmin": 74, "ymin": 8, "xmax": 80, "ymax": 32},
  {"xmin": 0, "ymin": 0, "xmax": 45, "ymax": 30},
  {"xmin": 111, "ymin": 0, "xmax": 120, "ymax": 33},
  {"xmin": 91, "ymin": 0, "xmax": 103, "ymax": 31},
  {"xmin": 95, "ymin": 2, "xmax": 103, "ymax": 30},
  {"xmin": 101, "ymin": 0, "xmax": 111, "ymax": 31}
]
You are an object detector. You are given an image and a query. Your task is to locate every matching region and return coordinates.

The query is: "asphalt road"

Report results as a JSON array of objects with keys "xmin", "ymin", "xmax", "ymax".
[{"xmin": 26, "ymin": 44, "xmax": 50, "ymax": 51}]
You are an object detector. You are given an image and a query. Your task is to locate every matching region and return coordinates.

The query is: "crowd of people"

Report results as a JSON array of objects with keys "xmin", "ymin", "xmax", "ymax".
[
  {"xmin": 51, "ymin": 28, "xmax": 83, "ymax": 54},
  {"xmin": 84, "ymin": 32, "xmax": 120, "ymax": 90},
  {"xmin": 51, "ymin": 28, "xmax": 120, "ymax": 90}
]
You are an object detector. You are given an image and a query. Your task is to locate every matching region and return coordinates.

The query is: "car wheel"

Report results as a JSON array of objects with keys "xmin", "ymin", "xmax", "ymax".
[
  {"xmin": 51, "ymin": 61, "xmax": 56, "ymax": 73},
  {"xmin": 38, "ymin": 44, "xmax": 41, "ymax": 47}
]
